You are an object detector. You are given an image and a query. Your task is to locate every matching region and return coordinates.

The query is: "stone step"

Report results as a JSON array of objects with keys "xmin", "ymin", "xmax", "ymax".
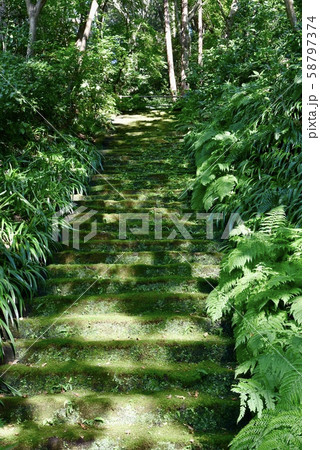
[
  {"xmin": 14, "ymin": 313, "xmax": 219, "ymax": 341},
  {"xmin": 90, "ymin": 172, "xmax": 192, "ymax": 186},
  {"xmin": 0, "ymin": 392, "xmax": 237, "ymax": 449},
  {"xmin": 71, "ymin": 228, "xmax": 217, "ymax": 241},
  {"xmin": 2, "ymin": 360, "xmax": 235, "ymax": 396},
  {"xmin": 46, "ymin": 263, "xmax": 220, "ymax": 280},
  {"xmin": 63, "ymin": 211, "xmax": 204, "ymax": 225},
  {"xmin": 89, "ymin": 180, "xmax": 192, "ymax": 192},
  {"xmin": 32, "ymin": 292, "xmax": 208, "ymax": 317},
  {"xmin": 14, "ymin": 336, "xmax": 234, "ymax": 366},
  {"xmin": 1, "ymin": 391, "xmax": 238, "ymax": 432},
  {"xmin": 72, "ymin": 188, "xmax": 187, "ymax": 201},
  {"xmin": 73, "ymin": 238, "xmax": 219, "ymax": 253},
  {"xmin": 71, "ymin": 199, "xmax": 189, "ymax": 211},
  {"xmin": 42, "ymin": 275, "xmax": 216, "ymax": 296},
  {"xmin": 104, "ymin": 136, "xmax": 183, "ymax": 147},
  {"xmin": 65, "ymin": 214, "xmax": 216, "ymax": 235},
  {"xmin": 52, "ymin": 250, "xmax": 221, "ymax": 265},
  {"xmin": 100, "ymin": 157, "xmax": 190, "ymax": 167}
]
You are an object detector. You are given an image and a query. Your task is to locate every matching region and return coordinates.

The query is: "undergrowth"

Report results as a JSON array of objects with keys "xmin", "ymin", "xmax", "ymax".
[
  {"xmin": 0, "ymin": 136, "xmax": 100, "ymax": 353},
  {"xmin": 180, "ymin": 0, "xmax": 302, "ymax": 447}
]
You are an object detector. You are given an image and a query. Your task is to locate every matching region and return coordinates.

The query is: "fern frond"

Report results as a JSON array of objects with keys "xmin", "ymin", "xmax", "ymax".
[
  {"xmin": 260, "ymin": 206, "xmax": 287, "ymax": 234},
  {"xmin": 230, "ymin": 407, "xmax": 302, "ymax": 450}
]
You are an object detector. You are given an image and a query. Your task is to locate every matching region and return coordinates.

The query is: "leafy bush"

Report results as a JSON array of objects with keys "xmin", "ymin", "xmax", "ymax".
[
  {"xmin": 207, "ymin": 210, "xmax": 302, "ymax": 447},
  {"xmin": 180, "ymin": 0, "xmax": 302, "ymax": 447},
  {"xmin": 0, "ymin": 136, "xmax": 100, "ymax": 353}
]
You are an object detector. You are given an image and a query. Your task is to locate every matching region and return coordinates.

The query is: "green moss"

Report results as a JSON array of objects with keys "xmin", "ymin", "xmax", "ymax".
[
  {"xmin": 32, "ymin": 292, "xmax": 207, "ymax": 316},
  {"xmin": 15, "ymin": 336, "xmax": 234, "ymax": 366},
  {"xmin": 47, "ymin": 263, "xmax": 220, "ymax": 280},
  {"xmin": 3, "ymin": 360, "xmax": 234, "ymax": 396},
  {"xmin": 43, "ymin": 275, "xmax": 217, "ymax": 297},
  {"xmin": 14, "ymin": 312, "xmax": 222, "ymax": 341},
  {"xmin": 53, "ymin": 251, "xmax": 221, "ymax": 266}
]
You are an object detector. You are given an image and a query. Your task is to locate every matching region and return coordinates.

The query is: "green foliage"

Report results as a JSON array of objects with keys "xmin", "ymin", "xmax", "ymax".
[
  {"xmin": 183, "ymin": 0, "xmax": 302, "ymax": 225},
  {"xmin": 0, "ymin": 137, "xmax": 100, "ymax": 353},
  {"xmin": 206, "ymin": 218, "xmax": 302, "ymax": 446},
  {"xmin": 181, "ymin": 0, "xmax": 302, "ymax": 447},
  {"xmin": 230, "ymin": 406, "xmax": 302, "ymax": 450}
]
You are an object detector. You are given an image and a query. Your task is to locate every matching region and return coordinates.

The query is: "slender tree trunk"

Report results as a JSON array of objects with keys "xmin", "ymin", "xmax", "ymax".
[
  {"xmin": 198, "ymin": 0, "xmax": 203, "ymax": 65},
  {"xmin": 77, "ymin": 0, "xmax": 99, "ymax": 52},
  {"xmin": 170, "ymin": 0, "xmax": 176, "ymax": 38},
  {"xmin": 223, "ymin": 0, "xmax": 238, "ymax": 39},
  {"xmin": 0, "ymin": 0, "xmax": 7, "ymax": 51},
  {"xmin": 181, "ymin": 0, "xmax": 189, "ymax": 94},
  {"xmin": 76, "ymin": 15, "xmax": 86, "ymax": 47},
  {"xmin": 283, "ymin": 0, "xmax": 298, "ymax": 30},
  {"xmin": 174, "ymin": 0, "xmax": 182, "ymax": 44},
  {"xmin": 25, "ymin": 0, "xmax": 47, "ymax": 58},
  {"xmin": 164, "ymin": 0, "xmax": 177, "ymax": 97}
]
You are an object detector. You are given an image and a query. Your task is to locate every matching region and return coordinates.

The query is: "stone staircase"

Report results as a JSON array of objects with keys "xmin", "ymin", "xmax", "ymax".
[{"xmin": 0, "ymin": 111, "xmax": 240, "ymax": 449}]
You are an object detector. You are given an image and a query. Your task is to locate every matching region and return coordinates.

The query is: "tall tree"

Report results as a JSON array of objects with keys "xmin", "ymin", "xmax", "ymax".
[
  {"xmin": 181, "ymin": 0, "xmax": 189, "ymax": 93},
  {"xmin": 223, "ymin": 0, "xmax": 238, "ymax": 39},
  {"xmin": 283, "ymin": 0, "xmax": 298, "ymax": 30},
  {"xmin": 25, "ymin": 0, "xmax": 47, "ymax": 59},
  {"xmin": 76, "ymin": 0, "xmax": 99, "ymax": 52},
  {"xmin": 174, "ymin": 0, "xmax": 182, "ymax": 43},
  {"xmin": 198, "ymin": 0, "xmax": 203, "ymax": 65},
  {"xmin": 0, "ymin": 0, "xmax": 7, "ymax": 51},
  {"xmin": 164, "ymin": 0, "xmax": 177, "ymax": 97}
]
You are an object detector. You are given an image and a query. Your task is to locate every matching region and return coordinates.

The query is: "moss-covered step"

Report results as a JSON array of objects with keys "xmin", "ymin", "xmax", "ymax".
[
  {"xmin": 100, "ymin": 155, "xmax": 187, "ymax": 165},
  {"xmin": 13, "ymin": 313, "xmax": 219, "ymax": 340},
  {"xmin": 32, "ymin": 292, "xmax": 208, "ymax": 317},
  {"xmin": 1, "ymin": 391, "xmax": 239, "ymax": 436},
  {"xmin": 72, "ymin": 217, "xmax": 221, "ymax": 237},
  {"xmin": 76, "ymin": 239, "xmax": 219, "ymax": 253},
  {"xmin": 101, "ymin": 158, "xmax": 191, "ymax": 169},
  {"xmin": 73, "ymin": 228, "xmax": 220, "ymax": 242},
  {"xmin": 89, "ymin": 179, "xmax": 192, "ymax": 192},
  {"xmin": 43, "ymin": 275, "xmax": 217, "ymax": 296},
  {"xmin": 14, "ymin": 337, "xmax": 234, "ymax": 366},
  {"xmin": 72, "ymin": 188, "xmax": 187, "ymax": 201},
  {"xmin": 106, "ymin": 127, "xmax": 181, "ymax": 137},
  {"xmin": 2, "ymin": 360, "xmax": 235, "ymax": 396},
  {"xmin": 90, "ymin": 172, "xmax": 192, "ymax": 187},
  {"xmin": 0, "ymin": 421, "xmax": 235, "ymax": 449},
  {"xmin": 99, "ymin": 149, "xmax": 186, "ymax": 162},
  {"xmin": 52, "ymin": 250, "xmax": 221, "ymax": 265},
  {"xmin": 70, "ymin": 200, "xmax": 190, "ymax": 213},
  {"xmin": 46, "ymin": 263, "xmax": 220, "ymax": 280},
  {"xmin": 104, "ymin": 138, "xmax": 184, "ymax": 149}
]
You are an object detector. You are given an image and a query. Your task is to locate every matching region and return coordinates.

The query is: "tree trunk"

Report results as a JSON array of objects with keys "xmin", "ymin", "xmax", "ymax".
[
  {"xmin": 77, "ymin": 0, "xmax": 99, "ymax": 52},
  {"xmin": 0, "ymin": 0, "xmax": 7, "ymax": 51},
  {"xmin": 283, "ymin": 0, "xmax": 298, "ymax": 30},
  {"xmin": 198, "ymin": 0, "xmax": 203, "ymax": 65},
  {"xmin": 181, "ymin": 0, "xmax": 189, "ymax": 94},
  {"xmin": 76, "ymin": 15, "xmax": 86, "ymax": 48},
  {"xmin": 164, "ymin": 0, "xmax": 177, "ymax": 97},
  {"xmin": 170, "ymin": 0, "xmax": 176, "ymax": 38},
  {"xmin": 25, "ymin": 0, "xmax": 47, "ymax": 58},
  {"xmin": 223, "ymin": 0, "xmax": 239, "ymax": 39},
  {"xmin": 174, "ymin": 0, "xmax": 182, "ymax": 44}
]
